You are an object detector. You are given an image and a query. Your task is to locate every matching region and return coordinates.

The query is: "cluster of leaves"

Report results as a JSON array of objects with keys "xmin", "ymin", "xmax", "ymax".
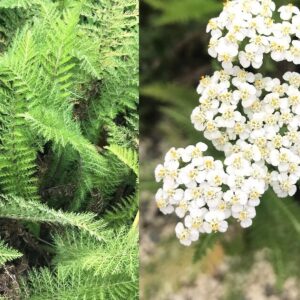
[
  {"xmin": 141, "ymin": 0, "xmax": 300, "ymax": 295},
  {"xmin": 0, "ymin": 0, "xmax": 138, "ymax": 299}
]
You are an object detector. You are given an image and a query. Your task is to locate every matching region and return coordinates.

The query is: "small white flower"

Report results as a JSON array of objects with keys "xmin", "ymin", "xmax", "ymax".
[
  {"xmin": 273, "ymin": 22, "xmax": 294, "ymax": 38},
  {"xmin": 271, "ymin": 172, "xmax": 298, "ymax": 197},
  {"xmin": 204, "ymin": 120, "xmax": 222, "ymax": 140},
  {"xmin": 227, "ymin": 174, "xmax": 246, "ymax": 191},
  {"xmin": 278, "ymin": 5, "xmax": 299, "ymax": 21},
  {"xmin": 216, "ymin": 38, "xmax": 239, "ymax": 70},
  {"xmin": 181, "ymin": 142, "xmax": 208, "ymax": 163},
  {"xmin": 202, "ymin": 185, "xmax": 223, "ymax": 208},
  {"xmin": 227, "ymin": 121, "xmax": 250, "ymax": 141},
  {"xmin": 263, "ymin": 113, "xmax": 280, "ymax": 138},
  {"xmin": 249, "ymin": 162, "xmax": 269, "ymax": 184},
  {"xmin": 238, "ymin": 141, "xmax": 262, "ymax": 162},
  {"xmin": 155, "ymin": 188, "xmax": 174, "ymax": 215},
  {"xmin": 162, "ymin": 187, "xmax": 184, "ymax": 205},
  {"xmin": 206, "ymin": 169, "xmax": 227, "ymax": 187},
  {"xmin": 232, "ymin": 205, "xmax": 256, "ymax": 228},
  {"xmin": 256, "ymin": 16, "xmax": 273, "ymax": 36},
  {"xmin": 286, "ymin": 40, "xmax": 300, "ymax": 64},
  {"xmin": 231, "ymin": 67, "xmax": 255, "ymax": 86},
  {"xmin": 224, "ymin": 189, "xmax": 248, "ymax": 207},
  {"xmin": 184, "ymin": 186, "xmax": 205, "ymax": 208},
  {"xmin": 179, "ymin": 165, "xmax": 198, "ymax": 187},
  {"xmin": 263, "ymin": 92, "xmax": 282, "ymax": 114},
  {"xmin": 216, "ymin": 199, "xmax": 231, "ymax": 218},
  {"xmin": 155, "ymin": 162, "xmax": 179, "ymax": 186},
  {"xmin": 211, "ymin": 133, "xmax": 230, "ymax": 151},
  {"xmin": 175, "ymin": 222, "xmax": 198, "ymax": 246},
  {"xmin": 233, "ymin": 83, "xmax": 257, "ymax": 108},
  {"xmin": 247, "ymin": 35, "xmax": 269, "ymax": 54},
  {"xmin": 204, "ymin": 210, "xmax": 228, "ymax": 233},
  {"xmin": 269, "ymin": 147, "xmax": 293, "ymax": 172},
  {"xmin": 208, "ymin": 37, "xmax": 219, "ymax": 58},
  {"xmin": 287, "ymin": 162, "xmax": 300, "ymax": 178},
  {"xmin": 197, "ymin": 75, "xmax": 215, "ymax": 94},
  {"xmin": 175, "ymin": 199, "xmax": 190, "ymax": 218},
  {"xmin": 215, "ymin": 104, "xmax": 242, "ymax": 128},
  {"xmin": 197, "ymin": 157, "xmax": 224, "ymax": 180},
  {"xmin": 243, "ymin": 178, "xmax": 265, "ymax": 206},
  {"xmin": 292, "ymin": 14, "xmax": 300, "ymax": 38},
  {"xmin": 165, "ymin": 147, "xmax": 183, "ymax": 163},
  {"xmin": 191, "ymin": 106, "xmax": 207, "ymax": 131},
  {"xmin": 284, "ymin": 71, "xmax": 300, "ymax": 87},
  {"xmin": 225, "ymin": 153, "xmax": 251, "ymax": 176},
  {"xmin": 206, "ymin": 18, "xmax": 222, "ymax": 38},
  {"xmin": 269, "ymin": 37, "xmax": 290, "ymax": 61},
  {"xmin": 184, "ymin": 207, "xmax": 208, "ymax": 234},
  {"xmin": 239, "ymin": 49, "xmax": 263, "ymax": 69}
]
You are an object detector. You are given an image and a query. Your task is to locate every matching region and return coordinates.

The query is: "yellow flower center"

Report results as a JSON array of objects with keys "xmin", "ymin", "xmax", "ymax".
[
  {"xmin": 214, "ymin": 175, "xmax": 223, "ymax": 186},
  {"xmin": 204, "ymin": 159, "xmax": 214, "ymax": 169},
  {"xmin": 192, "ymin": 217, "xmax": 203, "ymax": 229},
  {"xmin": 191, "ymin": 148, "xmax": 202, "ymax": 158},
  {"xmin": 239, "ymin": 211, "xmax": 248, "ymax": 221},
  {"xmin": 249, "ymin": 190, "xmax": 260, "ymax": 200},
  {"xmin": 272, "ymin": 135, "xmax": 282, "ymax": 148},
  {"xmin": 223, "ymin": 110, "xmax": 234, "ymax": 120},
  {"xmin": 211, "ymin": 221, "xmax": 219, "ymax": 232},
  {"xmin": 233, "ymin": 157, "xmax": 242, "ymax": 168},
  {"xmin": 206, "ymin": 121, "xmax": 216, "ymax": 132},
  {"xmin": 157, "ymin": 198, "xmax": 166, "ymax": 209},
  {"xmin": 279, "ymin": 153, "xmax": 288, "ymax": 163},
  {"xmin": 179, "ymin": 229, "xmax": 189, "ymax": 241}
]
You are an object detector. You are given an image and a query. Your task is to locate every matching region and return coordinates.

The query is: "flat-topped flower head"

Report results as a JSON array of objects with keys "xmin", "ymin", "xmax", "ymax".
[
  {"xmin": 207, "ymin": 0, "xmax": 300, "ymax": 69},
  {"xmin": 155, "ymin": 0, "xmax": 300, "ymax": 246}
]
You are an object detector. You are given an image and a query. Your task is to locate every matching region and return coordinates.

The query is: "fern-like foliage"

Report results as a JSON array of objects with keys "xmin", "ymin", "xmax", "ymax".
[
  {"xmin": 22, "ymin": 268, "xmax": 138, "ymax": 300},
  {"xmin": 53, "ymin": 228, "xmax": 138, "ymax": 278},
  {"xmin": 105, "ymin": 145, "xmax": 139, "ymax": 229},
  {"xmin": 20, "ymin": 108, "xmax": 108, "ymax": 177},
  {"xmin": 21, "ymin": 227, "xmax": 138, "ymax": 299},
  {"xmin": 80, "ymin": 0, "xmax": 139, "ymax": 144},
  {"xmin": 0, "ymin": 0, "xmax": 40, "ymax": 9},
  {"xmin": 0, "ymin": 0, "xmax": 138, "ymax": 298},
  {"xmin": 0, "ymin": 240, "xmax": 22, "ymax": 266},
  {"xmin": 0, "ymin": 194, "xmax": 106, "ymax": 241},
  {"xmin": 105, "ymin": 194, "xmax": 139, "ymax": 227},
  {"xmin": 107, "ymin": 145, "xmax": 138, "ymax": 176}
]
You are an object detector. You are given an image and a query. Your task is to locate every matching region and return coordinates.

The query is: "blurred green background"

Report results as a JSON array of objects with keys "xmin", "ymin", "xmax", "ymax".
[{"xmin": 140, "ymin": 0, "xmax": 300, "ymax": 299}]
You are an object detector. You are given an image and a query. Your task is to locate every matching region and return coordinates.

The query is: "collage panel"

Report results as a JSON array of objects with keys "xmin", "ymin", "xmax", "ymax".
[
  {"xmin": 0, "ymin": 1, "xmax": 138, "ymax": 299},
  {"xmin": 141, "ymin": 0, "xmax": 300, "ymax": 299},
  {"xmin": 2, "ymin": 0, "xmax": 300, "ymax": 299}
]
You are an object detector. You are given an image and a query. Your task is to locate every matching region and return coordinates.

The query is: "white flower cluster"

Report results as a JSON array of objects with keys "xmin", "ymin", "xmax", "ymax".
[
  {"xmin": 192, "ymin": 68, "xmax": 300, "ymax": 200},
  {"xmin": 154, "ymin": 0, "xmax": 300, "ymax": 246},
  {"xmin": 155, "ymin": 143, "xmax": 263, "ymax": 246},
  {"xmin": 207, "ymin": 0, "xmax": 300, "ymax": 69}
]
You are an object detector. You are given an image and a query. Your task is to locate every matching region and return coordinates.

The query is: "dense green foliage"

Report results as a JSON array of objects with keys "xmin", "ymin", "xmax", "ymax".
[
  {"xmin": 0, "ymin": 0, "xmax": 138, "ymax": 299},
  {"xmin": 141, "ymin": 0, "xmax": 300, "ymax": 298}
]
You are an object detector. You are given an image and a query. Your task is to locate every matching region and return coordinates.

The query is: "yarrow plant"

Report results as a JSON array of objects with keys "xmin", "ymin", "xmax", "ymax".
[
  {"xmin": 207, "ymin": 0, "xmax": 300, "ymax": 68},
  {"xmin": 154, "ymin": 0, "xmax": 300, "ymax": 246}
]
